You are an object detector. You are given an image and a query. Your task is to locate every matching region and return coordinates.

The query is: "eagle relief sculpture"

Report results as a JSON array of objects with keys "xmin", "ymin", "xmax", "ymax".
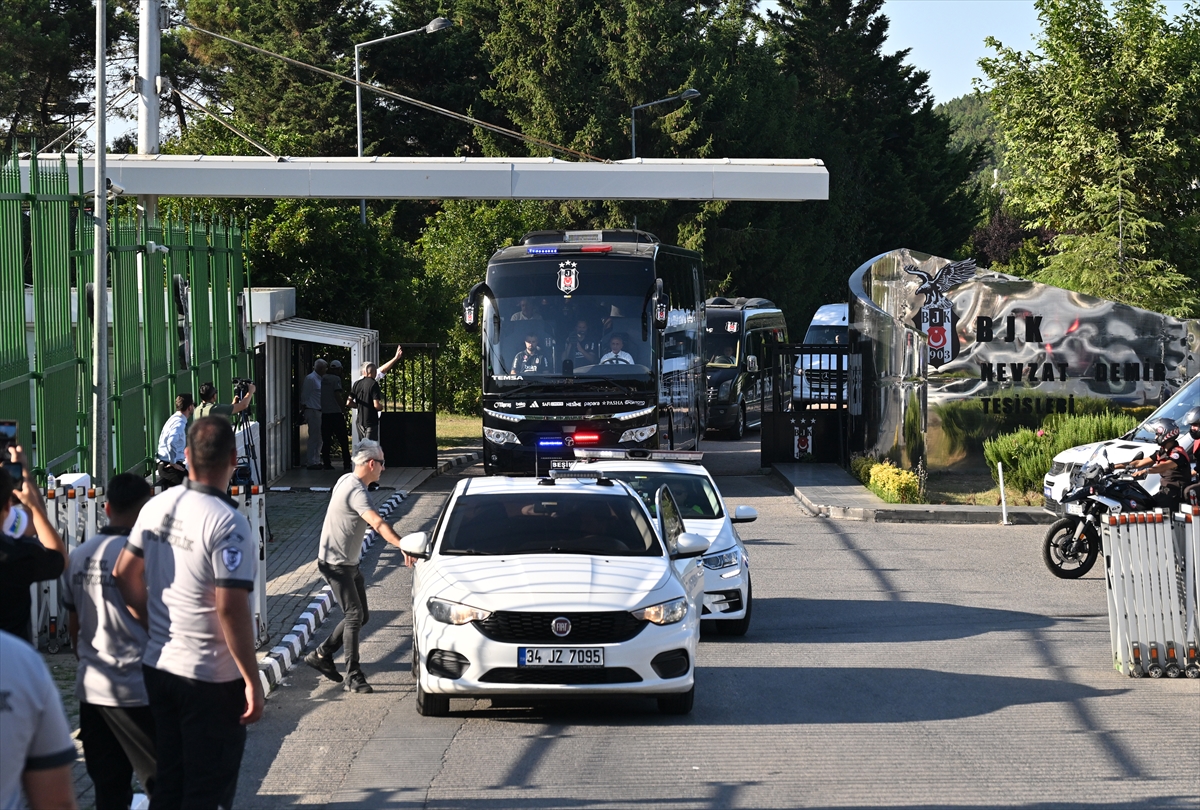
[{"xmin": 905, "ymin": 258, "xmax": 977, "ymax": 368}]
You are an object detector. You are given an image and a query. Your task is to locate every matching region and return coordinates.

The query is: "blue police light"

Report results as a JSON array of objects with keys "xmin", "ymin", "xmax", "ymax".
[
  {"xmin": 527, "ymin": 246, "xmax": 559, "ymax": 255},
  {"xmin": 537, "ymin": 438, "xmax": 565, "ymax": 448}
]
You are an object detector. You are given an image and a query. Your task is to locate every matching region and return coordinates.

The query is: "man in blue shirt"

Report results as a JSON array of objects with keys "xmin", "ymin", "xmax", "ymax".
[{"xmin": 155, "ymin": 394, "xmax": 195, "ymax": 488}]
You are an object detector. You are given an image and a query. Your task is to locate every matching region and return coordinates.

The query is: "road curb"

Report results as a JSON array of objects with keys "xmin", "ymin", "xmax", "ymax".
[
  {"xmin": 434, "ymin": 450, "xmax": 480, "ymax": 477},
  {"xmin": 789, "ymin": 485, "xmax": 1055, "ymax": 525},
  {"xmin": 256, "ymin": 489, "xmax": 408, "ymax": 695}
]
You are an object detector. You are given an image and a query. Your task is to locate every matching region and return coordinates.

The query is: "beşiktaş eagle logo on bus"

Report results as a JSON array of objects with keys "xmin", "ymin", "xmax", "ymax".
[
  {"xmin": 905, "ymin": 258, "xmax": 977, "ymax": 368},
  {"xmin": 558, "ymin": 260, "xmax": 579, "ymax": 293}
]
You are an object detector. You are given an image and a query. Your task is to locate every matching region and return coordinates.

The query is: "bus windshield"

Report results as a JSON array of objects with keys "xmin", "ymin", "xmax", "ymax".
[
  {"xmin": 705, "ymin": 313, "xmax": 741, "ymax": 368},
  {"xmin": 482, "ymin": 258, "xmax": 656, "ymax": 392}
]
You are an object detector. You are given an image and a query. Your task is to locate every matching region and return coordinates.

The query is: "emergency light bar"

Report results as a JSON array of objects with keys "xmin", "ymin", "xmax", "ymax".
[
  {"xmin": 526, "ymin": 244, "xmax": 614, "ymax": 255},
  {"xmin": 546, "ymin": 470, "xmax": 615, "ymax": 484},
  {"xmin": 572, "ymin": 449, "xmax": 704, "ymax": 462}
]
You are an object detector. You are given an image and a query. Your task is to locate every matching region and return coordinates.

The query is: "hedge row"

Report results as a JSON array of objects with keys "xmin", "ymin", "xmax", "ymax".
[{"xmin": 981, "ymin": 412, "xmax": 1140, "ymax": 494}]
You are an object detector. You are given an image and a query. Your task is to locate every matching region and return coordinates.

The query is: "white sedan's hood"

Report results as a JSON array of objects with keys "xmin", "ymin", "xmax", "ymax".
[
  {"xmin": 428, "ymin": 555, "xmax": 673, "ymax": 611},
  {"xmin": 1053, "ymin": 438, "xmax": 1156, "ymax": 465},
  {"xmin": 681, "ymin": 517, "xmax": 732, "ymax": 553}
]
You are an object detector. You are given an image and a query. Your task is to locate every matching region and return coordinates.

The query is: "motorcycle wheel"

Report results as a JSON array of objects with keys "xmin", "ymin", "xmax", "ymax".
[{"xmin": 1043, "ymin": 518, "xmax": 1099, "ymax": 579}]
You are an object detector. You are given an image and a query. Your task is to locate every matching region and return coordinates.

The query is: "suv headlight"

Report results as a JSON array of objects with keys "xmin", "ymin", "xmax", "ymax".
[
  {"xmin": 483, "ymin": 427, "xmax": 519, "ymax": 445},
  {"xmin": 702, "ymin": 549, "xmax": 740, "ymax": 570},
  {"xmin": 427, "ymin": 597, "xmax": 492, "ymax": 625},
  {"xmin": 632, "ymin": 597, "xmax": 688, "ymax": 625},
  {"xmin": 718, "ymin": 380, "xmax": 732, "ymax": 400},
  {"xmin": 620, "ymin": 424, "xmax": 657, "ymax": 443}
]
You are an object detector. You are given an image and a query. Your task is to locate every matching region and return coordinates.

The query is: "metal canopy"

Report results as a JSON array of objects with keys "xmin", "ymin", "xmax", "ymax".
[{"xmin": 21, "ymin": 155, "xmax": 828, "ymax": 202}]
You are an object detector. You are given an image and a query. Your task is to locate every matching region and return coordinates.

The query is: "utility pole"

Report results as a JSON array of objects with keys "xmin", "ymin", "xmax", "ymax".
[
  {"xmin": 136, "ymin": 0, "xmax": 163, "ymax": 222},
  {"xmin": 92, "ymin": 0, "xmax": 108, "ymax": 486}
]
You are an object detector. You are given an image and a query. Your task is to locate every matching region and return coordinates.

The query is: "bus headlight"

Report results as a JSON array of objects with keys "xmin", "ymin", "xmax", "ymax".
[
  {"xmin": 718, "ymin": 380, "xmax": 732, "ymax": 400},
  {"xmin": 620, "ymin": 424, "xmax": 657, "ymax": 443},
  {"xmin": 483, "ymin": 427, "xmax": 519, "ymax": 445}
]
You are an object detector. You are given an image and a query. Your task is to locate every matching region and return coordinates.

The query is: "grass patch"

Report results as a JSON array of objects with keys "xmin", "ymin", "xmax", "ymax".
[
  {"xmin": 438, "ymin": 413, "xmax": 482, "ymax": 450},
  {"xmin": 925, "ymin": 467, "xmax": 1043, "ymax": 506}
]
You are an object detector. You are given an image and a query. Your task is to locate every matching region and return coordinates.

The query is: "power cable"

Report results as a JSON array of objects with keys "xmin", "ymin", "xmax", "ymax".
[
  {"xmin": 172, "ymin": 87, "xmax": 280, "ymax": 159},
  {"xmin": 178, "ymin": 21, "xmax": 606, "ymax": 164}
]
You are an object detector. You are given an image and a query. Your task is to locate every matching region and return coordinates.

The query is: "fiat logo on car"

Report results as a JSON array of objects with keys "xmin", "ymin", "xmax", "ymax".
[{"xmin": 551, "ymin": 617, "xmax": 572, "ymax": 637}]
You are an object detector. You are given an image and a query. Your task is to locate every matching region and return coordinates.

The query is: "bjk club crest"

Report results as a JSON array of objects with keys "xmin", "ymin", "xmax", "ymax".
[
  {"xmin": 792, "ymin": 418, "xmax": 814, "ymax": 460},
  {"xmin": 558, "ymin": 261, "xmax": 579, "ymax": 294},
  {"xmin": 905, "ymin": 258, "xmax": 977, "ymax": 368},
  {"xmin": 725, "ymin": 320, "xmax": 738, "ymax": 333}
]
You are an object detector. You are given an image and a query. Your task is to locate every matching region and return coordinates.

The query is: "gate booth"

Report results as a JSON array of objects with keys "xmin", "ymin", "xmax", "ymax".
[
  {"xmin": 760, "ymin": 343, "xmax": 860, "ymax": 468},
  {"xmin": 378, "ymin": 343, "xmax": 438, "ymax": 469}
]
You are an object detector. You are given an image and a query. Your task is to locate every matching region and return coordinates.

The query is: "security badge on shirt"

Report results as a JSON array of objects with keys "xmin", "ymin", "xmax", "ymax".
[{"xmin": 221, "ymin": 546, "xmax": 243, "ymax": 572}]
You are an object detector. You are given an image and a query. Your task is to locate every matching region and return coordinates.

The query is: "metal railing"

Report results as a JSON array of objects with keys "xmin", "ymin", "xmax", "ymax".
[
  {"xmin": 379, "ymin": 343, "xmax": 438, "ymax": 413},
  {"xmin": 0, "ymin": 148, "xmax": 252, "ymax": 482},
  {"xmin": 761, "ymin": 342, "xmax": 852, "ymax": 468}
]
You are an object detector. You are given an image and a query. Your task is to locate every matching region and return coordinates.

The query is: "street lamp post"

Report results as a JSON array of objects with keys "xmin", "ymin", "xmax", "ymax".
[
  {"xmin": 630, "ymin": 88, "xmax": 700, "ymax": 159},
  {"xmin": 355, "ymin": 16, "xmax": 453, "ymax": 224}
]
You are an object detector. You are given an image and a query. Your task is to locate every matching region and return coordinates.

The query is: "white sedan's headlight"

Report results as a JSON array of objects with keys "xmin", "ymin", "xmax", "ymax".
[
  {"xmin": 632, "ymin": 597, "xmax": 688, "ymax": 625},
  {"xmin": 483, "ymin": 427, "xmax": 519, "ymax": 445},
  {"xmin": 702, "ymin": 549, "xmax": 740, "ymax": 570},
  {"xmin": 620, "ymin": 424, "xmax": 657, "ymax": 443},
  {"xmin": 427, "ymin": 597, "xmax": 492, "ymax": 625}
]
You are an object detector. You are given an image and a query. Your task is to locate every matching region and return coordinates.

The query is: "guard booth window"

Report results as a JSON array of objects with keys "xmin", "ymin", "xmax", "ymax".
[{"xmin": 378, "ymin": 343, "xmax": 438, "ymax": 468}]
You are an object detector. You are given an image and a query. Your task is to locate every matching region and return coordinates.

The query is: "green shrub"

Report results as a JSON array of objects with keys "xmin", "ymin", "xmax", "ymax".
[
  {"xmin": 867, "ymin": 460, "xmax": 923, "ymax": 504},
  {"xmin": 982, "ymin": 412, "xmax": 1140, "ymax": 493},
  {"xmin": 850, "ymin": 455, "xmax": 876, "ymax": 485}
]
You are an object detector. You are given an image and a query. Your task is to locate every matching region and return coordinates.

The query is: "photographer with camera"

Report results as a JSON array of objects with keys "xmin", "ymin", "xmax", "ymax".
[
  {"xmin": 1, "ymin": 438, "xmax": 68, "ymax": 643},
  {"xmin": 195, "ymin": 379, "xmax": 256, "ymax": 420}
]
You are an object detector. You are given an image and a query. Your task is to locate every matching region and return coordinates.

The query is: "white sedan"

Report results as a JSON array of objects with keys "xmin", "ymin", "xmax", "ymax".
[
  {"xmin": 400, "ymin": 473, "xmax": 710, "ymax": 716},
  {"xmin": 572, "ymin": 451, "xmax": 756, "ymax": 635}
]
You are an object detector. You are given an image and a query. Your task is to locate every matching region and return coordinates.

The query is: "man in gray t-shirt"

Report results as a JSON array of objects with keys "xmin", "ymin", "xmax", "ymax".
[
  {"xmin": 306, "ymin": 440, "xmax": 411, "ymax": 693},
  {"xmin": 0, "ymin": 629, "xmax": 77, "ymax": 809},
  {"xmin": 61, "ymin": 472, "xmax": 156, "ymax": 810},
  {"xmin": 114, "ymin": 417, "xmax": 264, "ymax": 810}
]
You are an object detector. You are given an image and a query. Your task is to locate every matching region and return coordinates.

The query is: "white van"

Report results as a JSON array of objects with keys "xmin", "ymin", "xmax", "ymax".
[
  {"xmin": 793, "ymin": 303, "xmax": 849, "ymax": 406},
  {"xmin": 1042, "ymin": 373, "xmax": 1200, "ymax": 513}
]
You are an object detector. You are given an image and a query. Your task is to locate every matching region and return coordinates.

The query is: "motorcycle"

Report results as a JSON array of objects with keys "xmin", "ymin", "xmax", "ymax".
[{"xmin": 1043, "ymin": 448, "xmax": 1156, "ymax": 579}]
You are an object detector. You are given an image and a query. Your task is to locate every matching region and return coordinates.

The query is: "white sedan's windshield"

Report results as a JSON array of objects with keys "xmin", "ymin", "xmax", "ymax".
[
  {"xmin": 439, "ymin": 493, "xmax": 661, "ymax": 556},
  {"xmin": 1131, "ymin": 375, "xmax": 1200, "ymax": 441},
  {"xmin": 601, "ymin": 472, "xmax": 723, "ymax": 519}
]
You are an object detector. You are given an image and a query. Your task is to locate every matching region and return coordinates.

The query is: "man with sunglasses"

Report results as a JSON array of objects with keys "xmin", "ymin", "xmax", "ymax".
[{"xmin": 304, "ymin": 441, "xmax": 414, "ymax": 693}]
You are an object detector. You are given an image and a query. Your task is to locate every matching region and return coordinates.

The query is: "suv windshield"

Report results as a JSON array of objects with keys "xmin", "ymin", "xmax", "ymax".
[
  {"xmin": 600, "ymin": 471, "xmax": 723, "ymax": 519},
  {"xmin": 439, "ymin": 493, "xmax": 662, "ymax": 556},
  {"xmin": 803, "ymin": 325, "xmax": 847, "ymax": 345},
  {"xmin": 1130, "ymin": 374, "xmax": 1200, "ymax": 442},
  {"xmin": 705, "ymin": 313, "xmax": 741, "ymax": 368}
]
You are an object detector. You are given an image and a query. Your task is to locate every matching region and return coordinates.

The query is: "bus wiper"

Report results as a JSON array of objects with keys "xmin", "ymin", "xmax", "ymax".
[{"xmin": 591, "ymin": 377, "xmax": 632, "ymax": 395}]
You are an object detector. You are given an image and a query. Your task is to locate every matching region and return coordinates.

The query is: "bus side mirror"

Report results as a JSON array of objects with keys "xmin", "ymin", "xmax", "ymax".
[
  {"xmin": 746, "ymin": 356, "xmax": 759, "ymax": 373},
  {"xmin": 462, "ymin": 282, "xmax": 487, "ymax": 333},
  {"xmin": 653, "ymin": 279, "xmax": 668, "ymax": 331}
]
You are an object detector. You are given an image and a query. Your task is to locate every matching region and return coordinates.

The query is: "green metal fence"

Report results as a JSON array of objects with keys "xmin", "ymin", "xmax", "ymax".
[{"xmin": 0, "ymin": 149, "xmax": 252, "ymax": 482}]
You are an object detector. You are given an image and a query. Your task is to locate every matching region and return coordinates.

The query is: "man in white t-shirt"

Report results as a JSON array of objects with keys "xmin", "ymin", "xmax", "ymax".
[
  {"xmin": 300, "ymin": 359, "xmax": 326, "ymax": 469},
  {"xmin": 0, "ymin": 629, "xmax": 77, "ymax": 809},
  {"xmin": 598, "ymin": 334, "xmax": 635, "ymax": 365},
  {"xmin": 304, "ymin": 440, "xmax": 412, "ymax": 693},
  {"xmin": 114, "ymin": 417, "xmax": 263, "ymax": 809},
  {"xmin": 61, "ymin": 472, "xmax": 156, "ymax": 810}
]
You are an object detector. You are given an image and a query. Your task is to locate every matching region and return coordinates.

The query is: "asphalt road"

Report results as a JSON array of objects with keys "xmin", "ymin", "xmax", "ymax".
[{"xmin": 235, "ymin": 434, "xmax": 1200, "ymax": 809}]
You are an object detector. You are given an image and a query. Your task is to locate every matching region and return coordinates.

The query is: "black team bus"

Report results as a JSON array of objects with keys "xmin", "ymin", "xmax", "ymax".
[{"xmin": 462, "ymin": 230, "xmax": 705, "ymax": 475}]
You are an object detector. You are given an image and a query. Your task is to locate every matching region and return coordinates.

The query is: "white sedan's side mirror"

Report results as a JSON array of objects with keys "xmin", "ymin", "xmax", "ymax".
[
  {"xmin": 673, "ymin": 532, "xmax": 710, "ymax": 559},
  {"xmin": 399, "ymin": 531, "xmax": 430, "ymax": 559},
  {"xmin": 731, "ymin": 505, "xmax": 758, "ymax": 524}
]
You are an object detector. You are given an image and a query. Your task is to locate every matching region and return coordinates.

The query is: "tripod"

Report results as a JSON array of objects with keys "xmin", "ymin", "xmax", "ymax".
[{"xmin": 231, "ymin": 381, "xmax": 273, "ymax": 541}]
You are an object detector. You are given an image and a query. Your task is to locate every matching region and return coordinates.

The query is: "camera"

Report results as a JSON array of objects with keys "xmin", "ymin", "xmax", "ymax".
[{"xmin": 233, "ymin": 377, "xmax": 253, "ymax": 396}]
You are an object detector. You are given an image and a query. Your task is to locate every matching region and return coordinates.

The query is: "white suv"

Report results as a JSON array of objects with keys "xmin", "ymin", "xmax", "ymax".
[
  {"xmin": 793, "ymin": 303, "xmax": 849, "ymax": 406},
  {"xmin": 401, "ymin": 473, "xmax": 709, "ymax": 716}
]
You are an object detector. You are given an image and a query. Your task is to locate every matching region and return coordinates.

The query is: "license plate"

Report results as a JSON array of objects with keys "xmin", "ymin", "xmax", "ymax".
[
  {"xmin": 519, "ymin": 647, "xmax": 604, "ymax": 667},
  {"xmin": 549, "ymin": 459, "xmax": 573, "ymax": 469},
  {"xmin": 1043, "ymin": 485, "xmax": 1052, "ymax": 500},
  {"xmin": 1066, "ymin": 502, "xmax": 1084, "ymax": 516}
]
